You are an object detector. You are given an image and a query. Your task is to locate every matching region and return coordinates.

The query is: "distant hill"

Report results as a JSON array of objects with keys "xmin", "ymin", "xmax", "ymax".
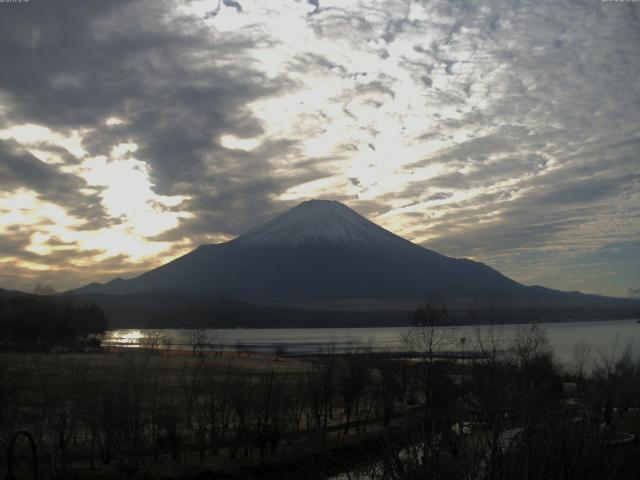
[
  {"xmin": 68, "ymin": 290, "xmax": 411, "ymax": 329},
  {"xmin": 2, "ymin": 286, "xmax": 637, "ymax": 329},
  {"xmin": 69, "ymin": 289, "xmax": 640, "ymax": 329},
  {"xmin": 0, "ymin": 287, "xmax": 35, "ymax": 299}
]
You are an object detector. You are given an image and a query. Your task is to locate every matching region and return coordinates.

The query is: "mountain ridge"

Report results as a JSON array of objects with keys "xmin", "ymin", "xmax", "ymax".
[{"xmin": 73, "ymin": 200, "xmax": 622, "ymax": 308}]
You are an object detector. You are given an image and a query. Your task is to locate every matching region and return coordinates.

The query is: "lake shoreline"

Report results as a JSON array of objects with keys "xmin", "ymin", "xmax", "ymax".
[{"xmin": 104, "ymin": 319, "xmax": 640, "ymax": 366}]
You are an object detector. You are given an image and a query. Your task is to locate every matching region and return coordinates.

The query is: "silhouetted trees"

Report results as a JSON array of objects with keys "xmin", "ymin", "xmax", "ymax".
[
  {"xmin": 0, "ymin": 295, "xmax": 107, "ymax": 345},
  {"xmin": 338, "ymin": 350, "xmax": 370, "ymax": 433}
]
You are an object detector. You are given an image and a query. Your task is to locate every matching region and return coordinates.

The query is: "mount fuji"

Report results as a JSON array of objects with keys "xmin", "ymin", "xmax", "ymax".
[{"xmin": 76, "ymin": 200, "xmax": 536, "ymax": 304}]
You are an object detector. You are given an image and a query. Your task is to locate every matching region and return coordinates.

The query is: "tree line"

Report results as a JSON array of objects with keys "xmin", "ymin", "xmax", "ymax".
[{"xmin": 0, "ymin": 294, "xmax": 107, "ymax": 345}]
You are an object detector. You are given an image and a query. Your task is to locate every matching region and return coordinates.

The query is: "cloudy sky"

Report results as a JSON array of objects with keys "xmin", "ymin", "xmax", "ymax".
[{"xmin": 0, "ymin": 0, "xmax": 638, "ymax": 297}]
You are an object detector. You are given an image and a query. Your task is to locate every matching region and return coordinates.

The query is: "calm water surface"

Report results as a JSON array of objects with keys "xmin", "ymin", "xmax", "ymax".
[{"xmin": 104, "ymin": 319, "xmax": 640, "ymax": 366}]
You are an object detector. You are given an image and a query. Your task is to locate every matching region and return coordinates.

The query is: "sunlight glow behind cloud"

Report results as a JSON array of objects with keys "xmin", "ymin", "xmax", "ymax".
[{"xmin": 0, "ymin": 0, "xmax": 638, "ymax": 296}]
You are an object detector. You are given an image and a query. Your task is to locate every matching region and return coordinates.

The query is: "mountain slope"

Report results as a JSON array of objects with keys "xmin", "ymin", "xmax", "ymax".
[
  {"xmin": 233, "ymin": 199, "xmax": 413, "ymax": 249},
  {"xmin": 76, "ymin": 200, "xmax": 531, "ymax": 302}
]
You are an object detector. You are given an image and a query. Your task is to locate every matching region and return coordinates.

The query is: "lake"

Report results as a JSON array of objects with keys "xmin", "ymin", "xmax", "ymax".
[{"xmin": 103, "ymin": 318, "xmax": 640, "ymax": 368}]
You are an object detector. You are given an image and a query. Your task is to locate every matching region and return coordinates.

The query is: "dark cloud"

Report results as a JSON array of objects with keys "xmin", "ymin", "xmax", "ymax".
[
  {"xmin": 29, "ymin": 143, "xmax": 83, "ymax": 166},
  {"xmin": 0, "ymin": 226, "xmax": 31, "ymax": 259},
  {"xmin": 204, "ymin": 2, "xmax": 221, "ymax": 20},
  {"xmin": 0, "ymin": 221, "xmax": 194, "ymax": 291},
  {"xmin": 0, "ymin": 224, "xmax": 104, "ymax": 266},
  {"xmin": 292, "ymin": 53, "xmax": 348, "ymax": 75},
  {"xmin": 222, "ymin": 0, "xmax": 243, "ymax": 13},
  {"xmin": 426, "ymin": 154, "xmax": 548, "ymax": 191},
  {"xmin": 419, "ymin": 166, "xmax": 640, "ymax": 258},
  {"xmin": 0, "ymin": 140, "xmax": 109, "ymax": 228},
  {"xmin": 420, "ymin": 76, "xmax": 433, "ymax": 87},
  {"xmin": 307, "ymin": 0, "xmax": 320, "ymax": 15},
  {"xmin": 0, "ymin": 0, "xmax": 307, "ymax": 240},
  {"xmin": 412, "ymin": 128, "xmax": 530, "ymax": 167},
  {"xmin": 0, "ymin": 252, "xmax": 158, "ymax": 293},
  {"xmin": 426, "ymin": 192, "xmax": 452, "ymax": 202}
]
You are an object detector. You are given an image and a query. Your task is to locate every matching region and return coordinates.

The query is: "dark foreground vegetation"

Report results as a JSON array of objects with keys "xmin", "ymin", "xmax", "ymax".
[
  {"xmin": 0, "ymin": 294, "xmax": 107, "ymax": 347},
  {"xmin": 1, "ymin": 299, "xmax": 639, "ymax": 479}
]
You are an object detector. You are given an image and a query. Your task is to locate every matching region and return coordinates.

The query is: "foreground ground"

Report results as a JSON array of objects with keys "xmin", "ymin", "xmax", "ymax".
[{"xmin": 2, "ymin": 326, "xmax": 640, "ymax": 479}]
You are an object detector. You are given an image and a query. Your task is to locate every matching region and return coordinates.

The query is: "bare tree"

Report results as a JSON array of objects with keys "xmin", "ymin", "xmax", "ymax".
[
  {"xmin": 402, "ymin": 297, "xmax": 453, "ymax": 431},
  {"xmin": 571, "ymin": 340, "xmax": 592, "ymax": 381},
  {"xmin": 140, "ymin": 330, "xmax": 162, "ymax": 353},
  {"xmin": 338, "ymin": 350, "xmax": 370, "ymax": 434},
  {"xmin": 374, "ymin": 357, "xmax": 400, "ymax": 426},
  {"xmin": 189, "ymin": 328, "xmax": 208, "ymax": 357},
  {"xmin": 161, "ymin": 334, "xmax": 173, "ymax": 354},
  {"xmin": 33, "ymin": 355, "xmax": 87, "ymax": 477},
  {"xmin": 145, "ymin": 357, "xmax": 169, "ymax": 462},
  {"xmin": 253, "ymin": 369, "xmax": 291, "ymax": 460},
  {"xmin": 203, "ymin": 361, "xmax": 234, "ymax": 455},
  {"xmin": 179, "ymin": 360, "xmax": 208, "ymax": 461},
  {"xmin": 229, "ymin": 373, "xmax": 254, "ymax": 459},
  {"xmin": 304, "ymin": 355, "xmax": 336, "ymax": 449}
]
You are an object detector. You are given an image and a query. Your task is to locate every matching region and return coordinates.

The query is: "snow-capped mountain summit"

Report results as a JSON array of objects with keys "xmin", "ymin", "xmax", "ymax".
[
  {"xmin": 75, "ymin": 200, "xmax": 529, "ymax": 303},
  {"xmin": 234, "ymin": 200, "xmax": 407, "ymax": 250}
]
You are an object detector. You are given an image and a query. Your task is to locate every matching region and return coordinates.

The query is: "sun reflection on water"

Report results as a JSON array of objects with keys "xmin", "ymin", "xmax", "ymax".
[{"xmin": 105, "ymin": 330, "xmax": 144, "ymax": 347}]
